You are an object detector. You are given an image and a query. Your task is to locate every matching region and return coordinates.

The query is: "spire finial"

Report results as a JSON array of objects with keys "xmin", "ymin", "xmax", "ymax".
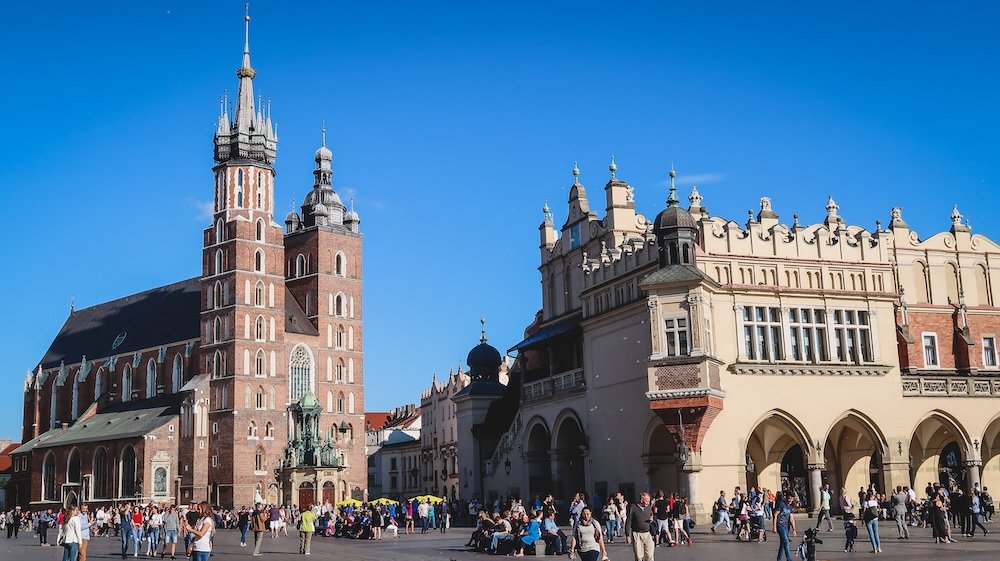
[
  {"xmin": 321, "ymin": 120, "xmax": 326, "ymax": 147},
  {"xmin": 572, "ymin": 161, "xmax": 580, "ymax": 183},
  {"xmin": 244, "ymin": 3, "xmax": 251, "ymax": 55},
  {"xmin": 70, "ymin": 296, "xmax": 75, "ymax": 314},
  {"xmin": 666, "ymin": 165, "xmax": 679, "ymax": 207},
  {"xmin": 479, "ymin": 317, "xmax": 488, "ymax": 344},
  {"xmin": 609, "ymin": 155, "xmax": 617, "ymax": 179}
]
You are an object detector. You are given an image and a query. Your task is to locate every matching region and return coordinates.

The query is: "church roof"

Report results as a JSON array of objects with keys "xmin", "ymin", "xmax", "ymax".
[
  {"xmin": 35, "ymin": 391, "xmax": 187, "ymax": 450},
  {"xmin": 284, "ymin": 287, "xmax": 319, "ymax": 335},
  {"xmin": 37, "ymin": 278, "xmax": 202, "ymax": 370}
]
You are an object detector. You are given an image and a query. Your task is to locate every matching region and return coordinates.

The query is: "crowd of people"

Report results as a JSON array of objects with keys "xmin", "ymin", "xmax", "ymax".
[{"xmin": 1, "ymin": 480, "xmax": 996, "ymax": 561}]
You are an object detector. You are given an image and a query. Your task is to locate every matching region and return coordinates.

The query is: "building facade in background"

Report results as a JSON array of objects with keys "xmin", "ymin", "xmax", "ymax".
[
  {"xmin": 468, "ymin": 160, "xmax": 1000, "ymax": 521},
  {"xmin": 7, "ymin": 12, "xmax": 366, "ymax": 509}
]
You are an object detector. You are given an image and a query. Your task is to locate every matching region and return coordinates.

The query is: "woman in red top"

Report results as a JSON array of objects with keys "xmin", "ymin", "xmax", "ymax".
[{"xmin": 130, "ymin": 507, "xmax": 144, "ymax": 558}]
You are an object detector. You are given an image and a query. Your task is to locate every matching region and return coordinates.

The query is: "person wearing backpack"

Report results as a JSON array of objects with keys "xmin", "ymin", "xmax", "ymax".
[
  {"xmin": 568, "ymin": 507, "xmax": 608, "ymax": 561},
  {"xmin": 862, "ymin": 490, "xmax": 882, "ymax": 553}
]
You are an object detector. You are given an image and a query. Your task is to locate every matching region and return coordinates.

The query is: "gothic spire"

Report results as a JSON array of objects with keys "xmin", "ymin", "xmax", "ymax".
[{"xmin": 235, "ymin": 4, "xmax": 256, "ymax": 132}]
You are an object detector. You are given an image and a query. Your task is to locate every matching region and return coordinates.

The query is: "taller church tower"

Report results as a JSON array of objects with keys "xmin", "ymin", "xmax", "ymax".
[{"xmin": 199, "ymin": 10, "xmax": 288, "ymax": 508}]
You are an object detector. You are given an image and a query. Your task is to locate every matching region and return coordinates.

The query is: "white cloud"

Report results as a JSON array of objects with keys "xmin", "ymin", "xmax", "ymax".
[
  {"xmin": 191, "ymin": 200, "xmax": 214, "ymax": 220},
  {"xmin": 675, "ymin": 172, "xmax": 725, "ymax": 185}
]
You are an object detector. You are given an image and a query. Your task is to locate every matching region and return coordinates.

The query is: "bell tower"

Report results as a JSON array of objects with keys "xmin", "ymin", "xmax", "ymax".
[{"xmin": 199, "ymin": 7, "xmax": 288, "ymax": 508}]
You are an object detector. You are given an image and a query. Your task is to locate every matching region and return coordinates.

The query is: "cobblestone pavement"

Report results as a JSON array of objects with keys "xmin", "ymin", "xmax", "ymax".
[{"xmin": 2, "ymin": 522, "xmax": 998, "ymax": 561}]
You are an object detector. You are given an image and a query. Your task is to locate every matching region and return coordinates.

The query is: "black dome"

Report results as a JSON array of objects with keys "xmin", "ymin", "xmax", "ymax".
[
  {"xmin": 467, "ymin": 342, "xmax": 502, "ymax": 371},
  {"xmin": 654, "ymin": 205, "xmax": 697, "ymax": 230}
]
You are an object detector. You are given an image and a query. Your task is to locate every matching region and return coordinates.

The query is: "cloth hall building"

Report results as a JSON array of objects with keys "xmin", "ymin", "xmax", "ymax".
[
  {"xmin": 464, "ymin": 160, "xmax": 1000, "ymax": 522},
  {"xmin": 6, "ymin": 13, "xmax": 367, "ymax": 510}
]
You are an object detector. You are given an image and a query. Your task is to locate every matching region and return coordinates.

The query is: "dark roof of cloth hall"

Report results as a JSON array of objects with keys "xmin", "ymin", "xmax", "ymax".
[{"xmin": 37, "ymin": 278, "xmax": 202, "ymax": 370}]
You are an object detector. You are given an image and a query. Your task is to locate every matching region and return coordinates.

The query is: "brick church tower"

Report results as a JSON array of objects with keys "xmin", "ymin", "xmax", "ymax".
[{"xmin": 200, "ymin": 11, "xmax": 288, "ymax": 508}]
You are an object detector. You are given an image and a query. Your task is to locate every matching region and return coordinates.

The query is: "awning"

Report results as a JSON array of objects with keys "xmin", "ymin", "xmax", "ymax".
[{"xmin": 508, "ymin": 316, "xmax": 580, "ymax": 354}]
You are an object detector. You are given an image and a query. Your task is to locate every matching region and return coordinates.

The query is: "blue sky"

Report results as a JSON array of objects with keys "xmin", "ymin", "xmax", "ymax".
[{"xmin": 1, "ymin": 1, "xmax": 999, "ymax": 440}]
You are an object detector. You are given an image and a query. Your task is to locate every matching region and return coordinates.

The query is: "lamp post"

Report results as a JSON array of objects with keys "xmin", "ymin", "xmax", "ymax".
[{"xmin": 504, "ymin": 458, "xmax": 511, "ymax": 475}]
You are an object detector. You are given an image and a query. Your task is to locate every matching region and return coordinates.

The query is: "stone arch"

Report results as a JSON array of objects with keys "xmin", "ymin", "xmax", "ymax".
[
  {"xmin": 908, "ymin": 410, "xmax": 973, "ymax": 491},
  {"xmin": 821, "ymin": 410, "xmax": 889, "ymax": 506},
  {"xmin": 980, "ymin": 413, "xmax": 1000, "ymax": 490},
  {"xmin": 523, "ymin": 416, "xmax": 553, "ymax": 499},
  {"xmin": 642, "ymin": 419, "xmax": 680, "ymax": 497},
  {"xmin": 553, "ymin": 409, "xmax": 587, "ymax": 499},
  {"xmin": 745, "ymin": 410, "xmax": 813, "ymax": 497}
]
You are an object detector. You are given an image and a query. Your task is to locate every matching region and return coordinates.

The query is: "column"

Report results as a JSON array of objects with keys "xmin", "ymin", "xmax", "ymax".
[
  {"xmin": 966, "ymin": 460, "xmax": 982, "ymax": 490},
  {"xmin": 807, "ymin": 464, "xmax": 823, "ymax": 516}
]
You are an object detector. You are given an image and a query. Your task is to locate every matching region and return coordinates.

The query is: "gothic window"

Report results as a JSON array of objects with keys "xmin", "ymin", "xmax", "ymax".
[
  {"xmin": 213, "ymin": 317, "xmax": 222, "ymax": 343},
  {"xmin": 213, "ymin": 281, "xmax": 223, "ymax": 308},
  {"xmin": 71, "ymin": 377, "xmax": 79, "ymax": 420},
  {"xmin": 348, "ymin": 358, "xmax": 354, "ymax": 383},
  {"xmin": 215, "ymin": 249, "xmax": 224, "ymax": 275},
  {"xmin": 248, "ymin": 421, "xmax": 257, "ymax": 437},
  {"xmin": 121, "ymin": 364, "xmax": 133, "ymax": 402},
  {"xmin": 255, "ymin": 349, "xmax": 267, "ymax": 377},
  {"xmin": 255, "ymin": 386, "xmax": 265, "ymax": 410},
  {"xmin": 326, "ymin": 390, "xmax": 334, "ymax": 413},
  {"xmin": 254, "ymin": 281, "xmax": 265, "ymax": 307},
  {"xmin": 265, "ymin": 421, "xmax": 274, "ymax": 438},
  {"xmin": 348, "ymin": 392, "xmax": 355, "ymax": 414},
  {"xmin": 256, "ymin": 189, "xmax": 263, "ymax": 209},
  {"xmin": 335, "ymin": 252, "xmax": 346, "ymax": 277},
  {"xmin": 146, "ymin": 358, "xmax": 156, "ymax": 398},
  {"xmin": 336, "ymin": 326, "xmax": 345, "ymax": 349},
  {"xmin": 172, "ymin": 354, "xmax": 183, "ymax": 393},
  {"xmin": 92, "ymin": 447, "xmax": 109, "ymax": 499},
  {"xmin": 337, "ymin": 392, "xmax": 345, "ymax": 414},
  {"xmin": 216, "ymin": 219, "xmax": 224, "ymax": 243},
  {"xmin": 255, "ymin": 447, "xmax": 265, "ymax": 471},
  {"xmin": 255, "ymin": 316, "xmax": 266, "ymax": 342},
  {"xmin": 41, "ymin": 452, "xmax": 56, "ymax": 501},
  {"xmin": 66, "ymin": 448, "xmax": 81, "ymax": 484},
  {"xmin": 212, "ymin": 350, "xmax": 224, "ymax": 378},
  {"xmin": 94, "ymin": 368, "xmax": 105, "ymax": 400},
  {"xmin": 269, "ymin": 386, "xmax": 275, "ymax": 409},
  {"xmin": 335, "ymin": 293, "xmax": 345, "ymax": 317},
  {"xmin": 289, "ymin": 344, "xmax": 314, "ymax": 402},
  {"xmin": 255, "ymin": 250, "xmax": 264, "ymax": 273},
  {"xmin": 120, "ymin": 446, "xmax": 137, "ymax": 498},
  {"xmin": 255, "ymin": 219, "xmax": 264, "ymax": 241},
  {"xmin": 295, "ymin": 254, "xmax": 306, "ymax": 277},
  {"xmin": 336, "ymin": 359, "xmax": 345, "ymax": 383}
]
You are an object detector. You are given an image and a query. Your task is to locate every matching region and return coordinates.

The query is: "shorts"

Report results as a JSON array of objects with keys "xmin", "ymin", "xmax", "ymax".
[
  {"xmin": 269, "ymin": 521, "xmax": 279, "ymax": 530},
  {"xmin": 673, "ymin": 519, "xmax": 683, "ymax": 530},
  {"xmin": 164, "ymin": 530, "xmax": 178, "ymax": 544}
]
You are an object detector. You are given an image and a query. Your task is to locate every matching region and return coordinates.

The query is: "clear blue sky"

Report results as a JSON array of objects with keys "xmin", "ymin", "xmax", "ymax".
[{"xmin": 1, "ymin": 1, "xmax": 999, "ymax": 440}]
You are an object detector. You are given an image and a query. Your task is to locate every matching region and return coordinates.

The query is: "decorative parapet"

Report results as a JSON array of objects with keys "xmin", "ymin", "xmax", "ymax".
[
  {"xmin": 646, "ymin": 388, "xmax": 726, "ymax": 400},
  {"xmin": 731, "ymin": 362, "xmax": 892, "ymax": 377},
  {"xmin": 901, "ymin": 375, "xmax": 1000, "ymax": 397},
  {"xmin": 522, "ymin": 368, "xmax": 585, "ymax": 401}
]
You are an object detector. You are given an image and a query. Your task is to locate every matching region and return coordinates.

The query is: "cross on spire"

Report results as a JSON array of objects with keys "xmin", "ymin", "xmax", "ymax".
[{"xmin": 479, "ymin": 317, "xmax": 488, "ymax": 344}]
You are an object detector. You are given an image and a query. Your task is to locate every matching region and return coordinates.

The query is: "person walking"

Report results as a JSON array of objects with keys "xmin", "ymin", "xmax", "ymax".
[
  {"xmin": 120, "ymin": 507, "xmax": 134, "ymax": 560},
  {"xmin": 297, "ymin": 503, "xmax": 315, "ymax": 555},
  {"xmin": 971, "ymin": 490, "xmax": 989, "ymax": 537},
  {"xmin": 624, "ymin": 492, "xmax": 655, "ymax": 561},
  {"xmin": 772, "ymin": 489, "xmax": 797, "ymax": 561},
  {"xmin": 568, "ymin": 507, "xmax": 608, "ymax": 561},
  {"xmin": 862, "ymin": 490, "xmax": 882, "ymax": 553},
  {"xmin": 418, "ymin": 500, "xmax": 430, "ymax": 534},
  {"xmin": 188, "ymin": 502, "xmax": 214, "ymax": 561},
  {"xmin": 160, "ymin": 505, "xmax": 180, "ymax": 560},
  {"xmin": 250, "ymin": 503, "xmax": 268, "ymax": 557},
  {"xmin": 815, "ymin": 484, "xmax": 834, "ymax": 532},
  {"xmin": 710, "ymin": 491, "xmax": 730, "ymax": 534},
  {"xmin": 38, "ymin": 508, "xmax": 53, "ymax": 546},
  {"xmin": 891, "ymin": 486, "xmax": 909, "ymax": 539},
  {"xmin": 78, "ymin": 504, "xmax": 92, "ymax": 561},
  {"xmin": 58, "ymin": 505, "xmax": 82, "ymax": 561}
]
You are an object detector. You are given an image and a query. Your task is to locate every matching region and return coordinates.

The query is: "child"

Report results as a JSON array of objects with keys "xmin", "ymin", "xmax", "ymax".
[
  {"xmin": 843, "ymin": 512, "xmax": 858, "ymax": 552},
  {"xmin": 798, "ymin": 527, "xmax": 823, "ymax": 561}
]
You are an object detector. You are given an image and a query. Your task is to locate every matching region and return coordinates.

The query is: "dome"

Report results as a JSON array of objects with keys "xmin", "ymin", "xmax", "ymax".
[
  {"xmin": 345, "ymin": 209, "xmax": 360, "ymax": 222},
  {"xmin": 302, "ymin": 186, "xmax": 344, "ymax": 209},
  {"xmin": 313, "ymin": 202, "xmax": 329, "ymax": 217},
  {"xmin": 298, "ymin": 391, "xmax": 319, "ymax": 409},
  {"xmin": 285, "ymin": 211, "xmax": 301, "ymax": 224},
  {"xmin": 314, "ymin": 145, "xmax": 332, "ymax": 161},
  {"xmin": 467, "ymin": 341, "xmax": 502, "ymax": 373},
  {"xmin": 654, "ymin": 205, "xmax": 697, "ymax": 230}
]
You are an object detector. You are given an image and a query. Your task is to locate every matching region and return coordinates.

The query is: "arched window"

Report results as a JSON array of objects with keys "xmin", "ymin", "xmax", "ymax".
[
  {"xmin": 215, "ymin": 219, "xmax": 224, "ymax": 243},
  {"xmin": 295, "ymin": 254, "xmax": 306, "ymax": 277},
  {"xmin": 255, "ymin": 386, "xmax": 265, "ymax": 410},
  {"xmin": 213, "ymin": 317, "xmax": 222, "ymax": 343},
  {"xmin": 146, "ymin": 359, "xmax": 157, "ymax": 398},
  {"xmin": 255, "ymin": 219, "xmax": 264, "ymax": 241},
  {"xmin": 348, "ymin": 392, "xmax": 355, "ymax": 414},
  {"xmin": 265, "ymin": 422, "xmax": 274, "ymax": 438},
  {"xmin": 255, "ymin": 349, "xmax": 267, "ymax": 377},
  {"xmin": 172, "ymin": 354, "xmax": 183, "ymax": 393},
  {"xmin": 121, "ymin": 364, "xmax": 133, "ymax": 402},
  {"xmin": 215, "ymin": 249, "xmax": 224, "ymax": 275},
  {"xmin": 256, "ymin": 189, "xmax": 263, "ymax": 209},
  {"xmin": 289, "ymin": 345, "xmax": 314, "ymax": 402},
  {"xmin": 254, "ymin": 250, "xmax": 264, "ymax": 273},
  {"xmin": 93, "ymin": 447, "xmax": 109, "ymax": 499},
  {"xmin": 337, "ymin": 392, "xmax": 345, "ymax": 414},
  {"xmin": 255, "ymin": 281, "xmax": 265, "ymax": 307},
  {"xmin": 335, "ymin": 293, "xmax": 345, "ymax": 317},
  {"xmin": 335, "ymin": 252, "xmax": 345, "ymax": 277},
  {"xmin": 326, "ymin": 391, "xmax": 334, "ymax": 413},
  {"xmin": 41, "ymin": 452, "xmax": 57, "ymax": 501},
  {"xmin": 120, "ymin": 446, "xmax": 137, "ymax": 498},
  {"xmin": 71, "ymin": 377, "xmax": 80, "ymax": 420},
  {"xmin": 255, "ymin": 447, "xmax": 265, "ymax": 471},
  {"xmin": 346, "ymin": 423, "xmax": 354, "ymax": 442},
  {"xmin": 212, "ymin": 350, "xmax": 224, "ymax": 378},
  {"xmin": 66, "ymin": 448, "xmax": 82, "ymax": 484},
  {"xmin": 94, "ymin": 368, "xmax": 105, "ymax": 400},
  {"xmin": 336, "ymin": 359, "xmax": 345, "ymax": 382},
  {"xmin": 248, "ymin": 421, "xmax": 257, "ymax": 437},
  {"xmin": 336, "ymin": 325, "xmax": 345, "ymax": 349},
  {"xmin": 255, "ymin": 316, "xmax": 266, "ymax": 342},
  {"xmin": 348, "ymin": 358, "xmax": 354, "ymax": 383},
  {"xmin": 213, "ymin": 281, "xmax": 223, "ymax": 308}
]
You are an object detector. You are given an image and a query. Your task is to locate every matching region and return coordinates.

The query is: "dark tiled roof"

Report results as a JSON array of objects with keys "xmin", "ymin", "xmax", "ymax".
[
  {"xmin": 285, "ymin": 287, "xmax": 319, "ymax": 335},
  {"xmin": 38, "ymin": 278, "xmax": 201, "ymax": 369},
  {"xmin": 639, "ymin": 265, "xmax": 711, "ymax": 287},
  {"xmin": 36, "ymin": 391, "xmax": 188, "ymax": 449}
]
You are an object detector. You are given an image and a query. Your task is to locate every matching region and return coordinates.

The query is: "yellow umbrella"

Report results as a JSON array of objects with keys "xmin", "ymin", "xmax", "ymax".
[
  {"xmin": 371, "ymin": 498, "xmax": 399, "ymax": 506},
  {"xmin": 337, "ymin": 498, "xmax": 363, "ymax": 507},
  {"xmin": 419, "ymin": 495, "xmax": 445, "ymax": 504}
]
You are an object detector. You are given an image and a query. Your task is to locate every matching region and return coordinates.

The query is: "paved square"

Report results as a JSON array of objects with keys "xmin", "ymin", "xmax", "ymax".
[{"xmin": 2, "ymin": 522, "xmax": 998, "ymax": 561}]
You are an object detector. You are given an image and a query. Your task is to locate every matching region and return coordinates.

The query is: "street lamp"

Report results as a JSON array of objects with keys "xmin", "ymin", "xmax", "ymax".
[
  {"xmin": 504, "ymin": 458, "xmax": 512, "ymax": 475},
  {"xmin": 745, "ymin": 453, "xmax": 755, "ymax": 473}
]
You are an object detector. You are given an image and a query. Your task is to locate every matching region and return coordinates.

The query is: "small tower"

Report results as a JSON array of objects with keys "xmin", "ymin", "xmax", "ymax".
[{"xmin": 653, "ymin": 167, "xmax": 699, "ymax": 267}]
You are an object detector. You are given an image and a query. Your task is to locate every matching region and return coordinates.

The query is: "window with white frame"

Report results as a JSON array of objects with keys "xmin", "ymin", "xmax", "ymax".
[
  {"xmin": 663, "ymin": 317, "xmax": 689, "ymax": 357},
  {"xmin": 984, "ymin": 336, "xmax": 997, "ymax": 368},
  {"xmin": 922, "ymin": 333, "xmax": 939, "ymax": 367},
  {"xmin": 742, "ymin": 306, "xmax": 783, "ymax": 361},
  {"xmin": 787, "ymin": 308, "xmax": 828, "ymax": 363},
  {"xmin": 832, "ymin": 310, "xmax": 873, "ymax": 363}
]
